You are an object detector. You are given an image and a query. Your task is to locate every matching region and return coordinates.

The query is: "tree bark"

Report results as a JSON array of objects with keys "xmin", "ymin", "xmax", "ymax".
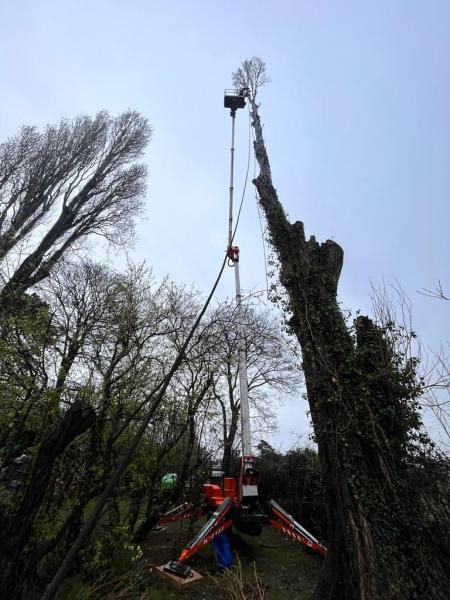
[
  {"xmin": 222, "ymin": 406, "xmax": 239, "ymax": 476},
  {"xmin": 0, "ymin": 400, "xmax": 95, "ymax": 598}
]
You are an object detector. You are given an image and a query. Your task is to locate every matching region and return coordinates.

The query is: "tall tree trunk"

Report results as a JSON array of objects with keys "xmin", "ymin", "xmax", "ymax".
[
  {"xmin": 222, "ymin": 407, "xmax": 239, "ymax": 476},
  {"xmin": 247, "ymin": 95, "xmax": 448, "ymax": 599}
]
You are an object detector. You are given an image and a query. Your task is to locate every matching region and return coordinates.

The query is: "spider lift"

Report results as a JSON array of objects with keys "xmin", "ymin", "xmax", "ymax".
[{"xmin": 160, "ymin": 89, "xmax": 327, "ymax": 581}]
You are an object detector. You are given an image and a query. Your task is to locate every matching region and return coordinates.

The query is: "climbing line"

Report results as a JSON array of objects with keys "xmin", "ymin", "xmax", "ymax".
[{"xmin": 252, "ymin": 124, "xmax": 270, "ymax": 299}]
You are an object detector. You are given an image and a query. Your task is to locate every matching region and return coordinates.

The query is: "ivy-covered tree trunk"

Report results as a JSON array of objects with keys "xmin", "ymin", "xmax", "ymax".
[{"xmin": 246, "ymin": 90, "xmax": 448, "ymax": 599}]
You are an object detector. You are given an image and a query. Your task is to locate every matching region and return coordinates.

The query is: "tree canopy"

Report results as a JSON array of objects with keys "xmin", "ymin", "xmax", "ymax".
[{"xmin": 0, "ymin": 111, "xmax": 150, "ymax": 311}]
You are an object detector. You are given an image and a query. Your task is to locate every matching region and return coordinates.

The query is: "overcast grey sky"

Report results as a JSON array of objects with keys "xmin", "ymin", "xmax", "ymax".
[{"xmin": 1, "ymin": 0, "xmax": 449, "ymax": 447}]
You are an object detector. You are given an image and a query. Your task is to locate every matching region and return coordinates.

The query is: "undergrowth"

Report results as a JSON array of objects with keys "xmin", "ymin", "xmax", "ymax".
[{"xmin": 212, "ymin": 557, "xmax": 266, "ymax": 600}]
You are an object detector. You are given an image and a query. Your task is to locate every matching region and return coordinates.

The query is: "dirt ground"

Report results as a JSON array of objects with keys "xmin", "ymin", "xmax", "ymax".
[{"xmin": 141, "ymin": 518, "xmax": 322, "ymax": 599}]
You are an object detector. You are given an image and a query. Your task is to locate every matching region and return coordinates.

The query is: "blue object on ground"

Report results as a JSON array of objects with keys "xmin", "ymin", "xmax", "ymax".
[{"xmin": 212, "ymin": 531, "xmax": 233, "ymax": 569}]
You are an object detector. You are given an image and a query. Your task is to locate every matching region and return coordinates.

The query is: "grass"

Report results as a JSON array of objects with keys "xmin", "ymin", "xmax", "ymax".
[
  {"xmin": 55, "ymin": 511, "xmax": 322, "ymax": 599},
  {"xmin": 140, "ymin": 518, "xmax": 322, "ymax": 599}
]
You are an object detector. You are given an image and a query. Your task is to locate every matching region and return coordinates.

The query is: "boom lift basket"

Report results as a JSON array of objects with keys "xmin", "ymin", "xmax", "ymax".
[{"xmin": 224, "ymin": 89, "xmax": 247, "ymax": 112}]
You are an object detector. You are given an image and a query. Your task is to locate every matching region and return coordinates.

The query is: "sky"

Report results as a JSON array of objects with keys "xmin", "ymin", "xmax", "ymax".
[{"xmin": 0, "ymin": 0, "xmax": 449, "ymax": 448}]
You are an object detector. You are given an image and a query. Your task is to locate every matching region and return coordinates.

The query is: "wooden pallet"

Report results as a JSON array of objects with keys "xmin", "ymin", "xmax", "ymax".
[{"xmin": 155, "ymin": 564, "xmax": 203, "ymax": 587}]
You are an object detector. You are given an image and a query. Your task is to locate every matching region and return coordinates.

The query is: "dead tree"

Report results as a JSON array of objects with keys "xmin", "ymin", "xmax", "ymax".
[{"xmin": 233, "ymin": 58, "xmax": 449, "ymax": 600}]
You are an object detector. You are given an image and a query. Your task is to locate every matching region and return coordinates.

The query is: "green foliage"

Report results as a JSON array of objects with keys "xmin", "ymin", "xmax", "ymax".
[
  {"xmin": 0, "ymin": 293, "xmax": 58, "ymax": 446},
  {"xmin": 257, "ymin": 441, "xmax": 326, "ymax": 538},
  {"xmin": 79, "ymin": 521, "xmax": 143, "ymax": 577},
  {"xmin": 0, "ymin": 258, "xmax": 259, "ymax": 598},
  {"xmin": 55, "ymin": 562, "xmax": 154, "ymax": 600}
]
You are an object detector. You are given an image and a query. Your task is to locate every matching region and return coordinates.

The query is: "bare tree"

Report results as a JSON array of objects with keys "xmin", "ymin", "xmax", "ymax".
[
  {"xmin": 370, "ymin": 281, "xmax": 450, "ymax": 448},
  {"xmin": 42, "ymin": 260, "xmax": 112, "ymax": 399},
  {"xmin": 204, "ymin": 300, "xmax": 301, "ymax": 474},
  {"xmin": 416, "ymin": 281, "xmax": 450, "ymax": 445},
  {"xmin": 0, "ymin": 111, "xmax": 150, "ymax": 312}
]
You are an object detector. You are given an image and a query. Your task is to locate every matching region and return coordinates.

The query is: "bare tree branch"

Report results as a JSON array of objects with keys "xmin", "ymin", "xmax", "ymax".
[
  {"xmin": 418, "ymin": 280, "xmax": 450, "ymax": 301},
  {"xmin": 0, "ymin": 111, "xmax": 151, "ymax": 313}
]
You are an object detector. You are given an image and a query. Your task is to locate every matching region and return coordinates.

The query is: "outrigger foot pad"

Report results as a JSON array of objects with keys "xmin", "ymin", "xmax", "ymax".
[{"xmin": 163, "ymin": 560, "xmax": 192, "ymax": 579}]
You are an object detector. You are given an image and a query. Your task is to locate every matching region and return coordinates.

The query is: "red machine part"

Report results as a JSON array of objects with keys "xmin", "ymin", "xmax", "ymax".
[
  {"xmin": 269, "ymin": 499, "xmax": 327, "ymax": 557},
  {"xmin": 223, "ymin": 477, "xmax": 237, "ymax": 499},
  {"xmin": 203, "ymin": 483, "xmax": 225, "ymax": 507},
  {"xmin": 158, "ymin": 478, "xmax": 237, "ymax": 527},
  {"xmin": 157, "ymin": 494, "xmax": 234, "ymax": 565},
  {"xmin": 178, "ymin": 496, "xmax": 233, "ymax": 562},
  {"xmin": 158, "ymin": 502, "xmax": 202, "ymax": 525},
  {"xmin": 158, "ymin": 496, "xmax": 326, "ymax": 567},
  {"xmin": 227, "ymin": 245, "xmax": 240, "ymax": 262}
]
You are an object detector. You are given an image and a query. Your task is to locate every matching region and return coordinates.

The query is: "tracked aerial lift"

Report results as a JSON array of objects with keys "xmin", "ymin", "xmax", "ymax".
[{"xmin": 159, "ymin": 89, "xmax": 327, "ymax": 581}]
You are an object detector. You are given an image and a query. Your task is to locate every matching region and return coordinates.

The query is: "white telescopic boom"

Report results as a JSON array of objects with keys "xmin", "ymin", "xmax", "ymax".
[
  {"xmin": 234, "ymin": 254, "xmax": 252, "ymax": 456},
  {"xmin": 228, "ymin": 112, "xmax": 236, "ymax": 249},
  {"xmin": 226, "ymin": 103, "xmax": 252, "ymax": 457}
]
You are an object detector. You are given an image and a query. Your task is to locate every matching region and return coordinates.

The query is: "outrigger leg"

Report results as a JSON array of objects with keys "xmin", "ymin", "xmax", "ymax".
[
  {"xmin": 268, "ymin": 499, "xmax": 327, "ymax": 557},
  {"xmin": 158, "ymin": 502, "xmax": 201, "ymax": 525},
  {"xmin": 162, "ymin": 496, "xmax": 234, "ymax": 578}
]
